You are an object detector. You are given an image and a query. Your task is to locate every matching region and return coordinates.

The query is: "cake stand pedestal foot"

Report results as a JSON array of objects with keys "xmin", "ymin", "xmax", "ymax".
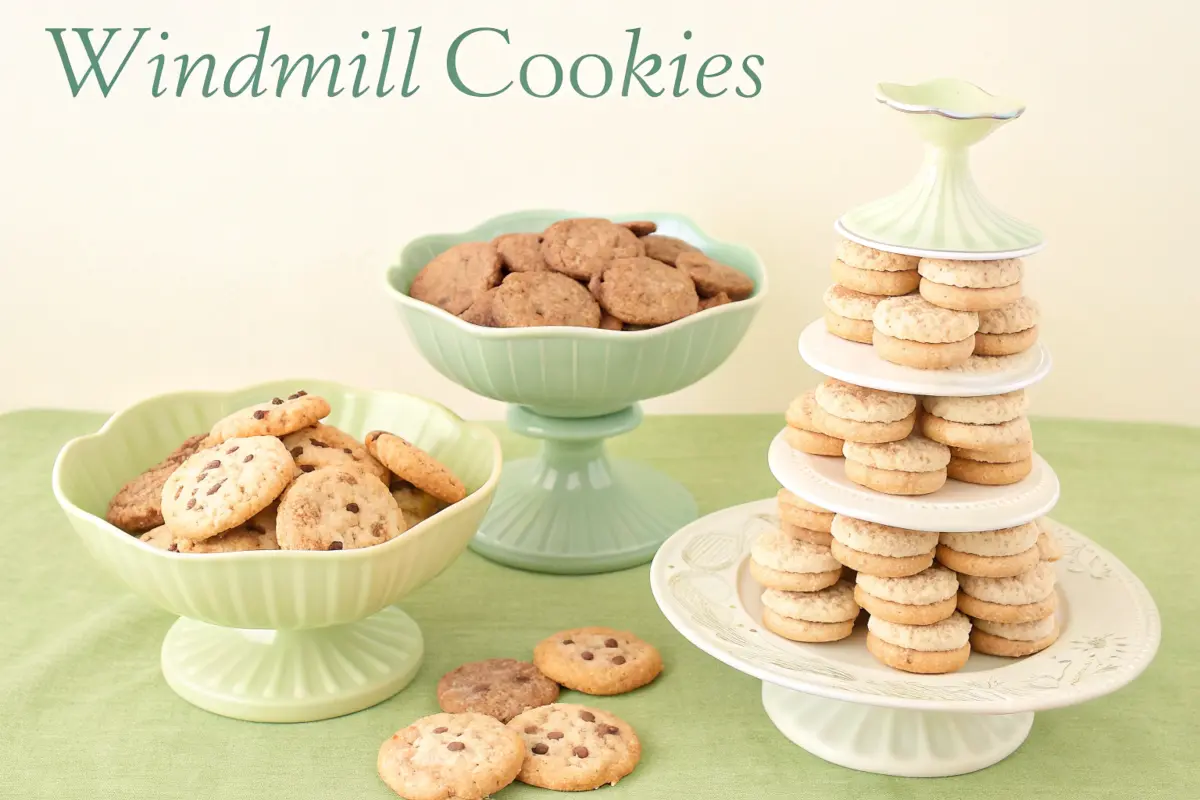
[
  {"xmin": 160, "ymin": 605, "xmax": 423, "ymax": 723},
  {"xmin": 470, "ymin": 403, "xmax": 698, "ymax": 574},
  {"xmin": 761, "ymin": 682, "xmax": 1034, "ymax": 777}
]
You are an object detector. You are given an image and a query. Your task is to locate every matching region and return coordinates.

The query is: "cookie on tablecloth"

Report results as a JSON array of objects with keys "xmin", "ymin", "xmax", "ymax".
[
  {"xmin": 437, "ymin": 659, "xmax": 560, "ymax": 723},
  {"xmin": 507, "ymin": 703, "xmax": 641, "ymax": 791},
  {"xmin": 208, "ymin": 390, "xmax": 331, "ymax": 444},
  {"xmin": 533, "ymin": 627, "xmax": 662, "ymax": 695},
  {"xmin": 377, "ymin": 712, "xmax": 523, "ymax": 800}
]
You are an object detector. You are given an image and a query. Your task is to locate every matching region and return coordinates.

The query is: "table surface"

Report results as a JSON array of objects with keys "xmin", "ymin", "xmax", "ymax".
[{"xmin": 2, "ymin": 409, "xmax": 1196, "ymax": 799}]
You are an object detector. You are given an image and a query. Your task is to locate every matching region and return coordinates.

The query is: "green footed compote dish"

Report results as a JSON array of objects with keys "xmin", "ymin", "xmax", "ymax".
[{"xmin": 386, "ymin": 210, "xmax": 767, "ymax": 574}]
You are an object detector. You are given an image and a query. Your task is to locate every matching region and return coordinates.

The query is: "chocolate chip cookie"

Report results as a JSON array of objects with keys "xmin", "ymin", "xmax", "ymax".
[
  {"xmin": 208, "ymin": 390, "xmax": 331, "ymax": 444},
  {"xmin": 378, "ymin": 712, "xmax": 524, "ymax": 800},
  {"xmin": 391, "ymin": 482, "xmax": 444, "ymax": 528},
  {"xmin": 507, "ymin": 703, "xmax": 641, "ymax": 791},
  {"xmin": 492, "ymin": 233, "xmax": 547, "ymax": 273},
  {"xmin": 437, "ymin": 659, "xmax": 560, "ymax": 722},
  {"xmin": 276, "ymin": 466, "xmax": 399, "ymax": 550},
  {"xmin": 540, "ymin": 218, "xmax": 645, "ymax": 280},
  {"xmin": 410, "ymin": 241, "xmax": 504, "ymax": 316},
  {"xmin": 106, "ymin": 432, "xmax": 210, "ymax": 533},
  {"xmin": 641, "ymin": 234, "xmax": 700, "ymax": 265},
  {"xmin": 175, "ymin": 504, "xmax": 280, "ymax": 553},
  {"xmin": 280, "ymin": 423, "xmax": 389, "ymax": 484},
  {"xmin": 491, "ymin": 272, "xmax": 602, "ymax": 328},
  {"xmin": 676, "ymin": 252, "xmax": 755, "ymax": 300},
  {"xmin": 366, "ymin": 431, "xmax": 467, "ymax": 505},
  {"xmin": 594, "ymin": 257, "xmax": 700, "ymax": 326},
  {"xmin": 532, "ymin": 627, "xmax": 663, "ymax": 695}
]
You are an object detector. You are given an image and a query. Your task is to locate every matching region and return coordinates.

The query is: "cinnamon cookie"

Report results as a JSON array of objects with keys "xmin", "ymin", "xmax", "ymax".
[
  {"xmin": 541, "ymin": 218, "xmax": 645, "ymax": 280},
  {"xmin": 378, "ymin": 712, "xmax": 524, "ymax": 800},
  {"xmin": 208, "ymin": 390, "xmax": 331, "ymax": 444},
  {"xmin": 492, "ymin": 232, "xmax": 547, "ymax": 272},
  {"xmin": 594, "ymin": 256, "xmax": 700, "ymax": 325},
  {"xmin": 507, "ymin": 703, "xmax": 640, "ymax": 791},
  {"xmin": 533, "ymin": 627, "xmax": 662, "ymax": 695},
  {"xmin": 675, "ymin": 252, "xmax": 755, "ymax": 300},
  {"xmin": 410, "ymin": 241, "xmax": 504, "ymax": 315},
  {"xmin": 106, "ymin": 433, "xmax": 210, "ymax": 533},
  {"xmin": 620, "ymin": 220, "xmax": 657, "ymax": 236},
  {"xmin": 640, "ymin": 234, "xmax": 700, "ymax": 265},
  {"xmin": 281, "ymin": 423, "xmax": 389, "ymax": 484},
  {"xmin": 176, "ymin": 505, "xmax": 280, "ymax": 553},
  {"xmin": 492, "ymin": 271, "xmax": 602, "ymax": 328},
  {"xmin": 459, "ymin": 287, "xmax": 499, "ymax": 326},
  {"xmin": 437, "ymin": 659, "xmax": 560, "ymax": 722},
  {"xmin": 599, "ymin": 312, "xmax": 625, "ymax": 330},
  {"xmin": 699, "ymin": 291, "xmax": 732, "ymax": 310},
  {"xmin": 160, "ymin": 436, "xmax": 294, "ymax": 541},
  {"xmin": 276, "ymin": 466, "xmax": 399, "ymax": 550},
  {"xmin": 366, "ymin": 431, "xmax": 467, "ymax": 505}
]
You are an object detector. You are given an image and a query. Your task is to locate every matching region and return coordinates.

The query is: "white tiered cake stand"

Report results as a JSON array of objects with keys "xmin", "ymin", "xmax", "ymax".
[{"xmin": 650, "ymin": 79, "xmax": 1161, "ymax": 776}]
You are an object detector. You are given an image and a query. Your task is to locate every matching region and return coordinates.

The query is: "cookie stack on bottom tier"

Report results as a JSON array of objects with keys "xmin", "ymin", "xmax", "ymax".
[{"xmin": 951, "ymin": 541, "xmax": 1062, "ymax": 658}]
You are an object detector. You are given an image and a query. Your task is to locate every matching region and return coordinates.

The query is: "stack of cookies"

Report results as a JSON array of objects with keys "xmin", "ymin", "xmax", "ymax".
[
  {"xmin": 823, "ymin": 239, "xmax": 1040, "ymax": 369},
  {"xmin": 106, "ymin": 390, "xmax": 465, "ymax": 553},
  {"xmin": 410, "ymin": 217, "xmax": 754, "ymax": 330}
]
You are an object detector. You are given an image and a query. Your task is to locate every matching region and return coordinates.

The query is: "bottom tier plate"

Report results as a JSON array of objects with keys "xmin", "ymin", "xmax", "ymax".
[{"xmin": 649, "ymin": 499, "xmax": 1160, "ymax": 776}]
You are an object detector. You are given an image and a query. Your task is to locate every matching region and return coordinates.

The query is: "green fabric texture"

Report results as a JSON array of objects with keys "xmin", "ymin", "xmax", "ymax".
[{"xmin": 1, "ymin": 409, "xmax": 1195, "ymax": 799}]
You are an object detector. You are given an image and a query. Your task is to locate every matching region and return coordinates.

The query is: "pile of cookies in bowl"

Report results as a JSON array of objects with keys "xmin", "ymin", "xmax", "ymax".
[
  {"xmin": 106, "ymin": 389, "xmax": 465, "ymax": 553},
  {"xmin": 409, "ymin": 217, "xmax": 755, "ymax": 330}
]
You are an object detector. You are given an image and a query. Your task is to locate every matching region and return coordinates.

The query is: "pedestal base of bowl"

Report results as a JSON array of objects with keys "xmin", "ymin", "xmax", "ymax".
[
  {"xmin": 761, "ymin": 683, "xmax": 1033, "ymax": 777},
  {"xmin": 470, "ymin": 404, "xmax": 698, "ymax": 574},
  {"xmin": 160, "ymin": 605, "xmax": 424, "ymax": 723}
]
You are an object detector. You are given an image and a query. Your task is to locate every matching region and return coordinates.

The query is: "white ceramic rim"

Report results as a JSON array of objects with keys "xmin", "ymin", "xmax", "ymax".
[
  {"xmin": 649, "ymin": 498, "xmax": 1161, "ymax": 714},
  {"xmin": 797, "ymin": 320, "xmax": 1052, "ymax": 397},
  {"xmin": 835, "ymin": 220, "xmax": 1046, "ymax": 261},
  {"xmin": 767, "ymin": 429, "xmax": 1060, "ymax": 533},
  {"xmin": 50, "ymin": 378, "xmax": 504, "ymax": 563}
]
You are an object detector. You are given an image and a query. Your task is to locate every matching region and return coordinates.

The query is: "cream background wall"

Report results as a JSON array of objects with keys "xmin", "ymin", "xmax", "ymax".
[{"xmin": 1, "ymin": 0, "xmax": 1197, "ymax": 424}]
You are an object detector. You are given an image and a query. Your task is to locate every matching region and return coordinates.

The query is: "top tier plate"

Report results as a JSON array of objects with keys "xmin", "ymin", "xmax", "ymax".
[{"xmin": 837, "ymin": 79, "xmax": 1045, "ymax": 259}]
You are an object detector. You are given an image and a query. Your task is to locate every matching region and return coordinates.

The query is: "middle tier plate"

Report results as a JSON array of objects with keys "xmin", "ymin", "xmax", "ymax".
[
  {"xmin": 768, "ymin": 429, "xmax": 1060, "ymax": 532},
  {"xmin": 798, "ymin": 320, "xmax": 1052, "ymax": 397}
]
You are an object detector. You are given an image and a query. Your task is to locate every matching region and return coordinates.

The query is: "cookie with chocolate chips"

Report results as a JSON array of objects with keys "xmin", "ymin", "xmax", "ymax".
[
  {"xmin": 532, "ymin": 627, "xmax": 663, "ymax": 695},
  {"xmin": 208, "ymin": 390, "xmax": 331, "ymax": 445},
  {"xmin": 540, "ymin": 218, "xmax": 645, "ymax": 280},
  {"xmin": 437, "ymin": 659, "xmax": 559, "ymax": 722},
  {"xmin": 391, "ymin": 482, "xmax": 444, "ymax": 529},
  {"xmin": 410, "ymin": 241, "xmax": 504, "ymax": 316},
  {"xmin": 378, "ymin": 712, "xmax": 524, "ymax": 800},
  {"xmin": 276, "ymin": 466, "xmax": 399, "ymax": 551},
  {"xmin": 160, "ymin": 436, "xmax": 295, "ymax": 541},
  {"xmin": 106, "ymin": 432, "xmax": 211, "ymax": 533},
  {"xmin": 175, "ymin": 504, "xmax": 280, "ymax": 553},
  {"xmin": 280, "ymin": 423, "xmax": 389, "ymax": 484},
  {"xmin": 366, "ymin": 431, "xmax": 467, "ymax": 506},
  {"xmin": 506, "ymin": 703, "xmax": 641, "ymax": 791}
]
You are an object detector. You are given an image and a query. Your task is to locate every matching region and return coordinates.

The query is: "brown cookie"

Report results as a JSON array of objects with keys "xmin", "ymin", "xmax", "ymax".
[
  {"xmin": 437, "ymin": 659, "xmax": 560, "ymax": 722},
  {"xmin": 598, "ymin": 313, "xmax": 623, "ymax": 330},
  {"xmin": 641, "ymin": 234, "xmax": 700, "ymax": 265},
  {"xmin": 491, "ymin": 272, "xmax": 602, "ymax": 328},
  {"xmin": 620, "ymin": 220, "xmax": 657, "ymax": 236},
  {"xmin": 595, "ymin": 257, "xmax": 700, "ymax": 326},
  {"xmin": 492, "ymin": 233, "xmax": 547, "ymax": 273},
  {"xmin": 366, "ymin": 431, "xmax": 467, "ymax": 505},
  {"xmin": 208, "ymin": 390, "xmax": 331, "ymax": 444},
  {"xmin": 410, "ymin": 241, "xmax": 503, "ymax": 315},
  {"xmin": 540, "ymin": 218, "xmax": 645, "ymax": 280},
  {"xmin": 532, "ymin": 627, "xmax": 662, "ymax": 695},
  {"xmin": 699, "ymin": 291, "xmax": 732, "ymax": 310},
  {"xmin": 507, "ymin": 704, "xmax": 641, "ymax": 791},
  {"xmin": 676, "ymin": 252, "xmax": 755, "ymax": 300},
  {"xmin": 106, "ymin": 433, "xmax": 210, "ymax": 533},
  {"xmin": 459, "ymin": 287, "xmax": 499, "ymax": 326}
]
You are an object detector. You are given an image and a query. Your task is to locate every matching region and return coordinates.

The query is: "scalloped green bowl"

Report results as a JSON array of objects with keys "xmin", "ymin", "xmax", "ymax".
[{"xmin": 51, "ymin": 379, "xmax": 502, "ymax": 723}]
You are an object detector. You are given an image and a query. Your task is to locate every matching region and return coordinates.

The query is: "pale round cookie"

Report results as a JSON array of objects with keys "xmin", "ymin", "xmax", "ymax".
[
  {"xmin": 970, "ymin": 616, "xmax": 1059, "ymax": 656},
  {"xmin": 836, "ymin": 239, "xmax": 920, "ymax": 271},
  {"xmin": 975, "ymin": 326, "xmax": 1039, "ymax": 356},
  {"xmin": 922, "ymin": 391, "xmax": 1028, "ymax": 425},
  {"xmin": 107, "ymin": 433, "xmax": 211, "ymax": 533},
  {"xmin": 777, "ymin": 488, "xmax": 835, "ymax": 532},
  {"xmin": 921, "ymin": 414, "xmax": 1033, "ymax": 449},
  {"xmin": 378, "ymin": 712, "xmax": 524, "ymax": 800},
  {"xmin": 782, "ymin": 522, "xmax": 833, "ymax": 546},
  {"xmin": 138, "ymin": 525, "xmax": 177, "ymax": 550},
  {"xmin": 824, "ymin": 284, "xmax": 886, "ymax": 320},
  {"xmin": 437, "ymin": 659, "xmax": 560, "ymax": 723},
  {"xmin": 843, "ymin": 435, "xmax": 950, "ymax": 473},
  {"xmin": 844, "ymin": 460, "xmax": 947, "ymax": 495},
  {"xmin": 854, "ymin": 566, "xmax": 959, "ymax": 625},
  {"xmin": 824, "ymin": 311, "xmax": 874, "ymax": 344},
  {"xmin": 392, "ymin": 482, "xmax": 443, "ymax": 528},
  {"xmin": 751, "ymin": 527, "xmax": 842, "ymax": 574},
  {"xmin": 866, "ymin": 633, "xmax": 971, "ymax": 674},
  {"xmin": 917, "ymin": 258, "xmax": 1024, "ymax": 289},
  {"xmin": 507, "ymin": 704, "xmax": 640, "ymax": 791},
  {"xmin": 957, "ymin": 592, "xmax": 1057, "ymax": 623},
  {"xmin": 641, "ymin": 234, "xmax": 700, "ymax": 266},
  {"xmin": 873, "ymin": 294, "xmax": 980, "ymax": 344},
  {"xmin": 978, "ymin": 296, "xmax": 1040, "ymax": 334},
  {"xmin": 816, "ymin": 379, "xmax": 916, "ymax": 424},
  {"xmin": 540, "ymin": 218, "xmax": 645, "ymax": 280},
  {"xmin": 831, "ymin": 259, "xmax": 919, "ymax": 296},
  {"xmin": 873, "ymin": 330, "xmax": 975, "ymax": 369},
  {"xmin": 532, "ymin": 627, "xmax": 662, "ymax": 696},
  {"xmin": 939, "ymin": 523, "xmax": 1040, "ymax": 556},
  {"xmin": 750, "ymin": 561, "xmax": 842, "ymax": 592},
  {"xmin": 1036, "ymin": 518, "xmax": 1063, "ymax": 561},
  {"xmin": 176, "ymin": 505, "xmax": 279, "ymax": 553},
  {"xmin": 812, "ymin": 403, "xmax": 915, "ymax": 444},
  {"xmin": 959, "ymin": 561, "xmax": 1056, "ymax": 605},
  {"xmin": 208, "ymin": 391, "xmax": 331, "ymax": 444},
  {"xmin": 950, "ymin": 441, "xmax": 1033, "ymax": 464},
  {"xmin": 761, "ymin": 582, "xmax": 859, "ymax": 623},
  {"xmin": 936, "ymin": 544, "xmax": 1041, "ymax": 577},
  {"xmin": 276, "ymin": 467, "xmax": 400, "ymax": 551},
  {"xmin": 366, "ymin": 431, "xmax": 467, "ymax": 505},
  {"xmin": 830, "ymin": 515, "xmax": 938, "ymax": 557},
  {"xmin": 972, "ymin": 615, "xmax": 1057, "ymax": 642},
  {"xmin": 854, "ymin": 585, "xmax": 957, "ymax": 625},
  {"xmin": 762, "ymin": 608, "xmax": 856, "ymax": 643},
  {"xmin": 947, "ymin": 456, "xmax": 1032, "ymax": 485},
  {"xmin": 831, "ymin": 540, "xmax": 934, "ymax": 578},
  {"xmin": 869, "ymin": 610, "xmax": 972, "ymax": 652},
  {"xmin": 675, "ymin": 252, "xmax": 755, "ymax": 300},
  {"xmin": 783, "ymin": 425, "xmax": 845, "ymax": 456},
  {"xmin": 920, "ymin": 279, "xmax": 1022, "ymax": 312},
  {"xmin": 281, "ymin": 423, "xmax": 389, "ymax": 484},
  {"xmin": 161, "ymin": 436, "xmax": 294, "ymax": 541}
]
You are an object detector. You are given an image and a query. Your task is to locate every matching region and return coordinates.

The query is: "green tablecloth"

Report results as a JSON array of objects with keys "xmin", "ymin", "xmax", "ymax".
[{"xmin": 2, "ymin": 410, "xmax": 1195, "ymax": 799}]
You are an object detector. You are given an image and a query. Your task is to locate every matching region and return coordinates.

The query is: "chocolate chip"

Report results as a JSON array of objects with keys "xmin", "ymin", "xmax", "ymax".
[
  {"xmin": 168, "ymin": 543, "xmax": 178, "ymax": 552},
  {"xmin": 186, "ymin": 498, "xmax": 196, "ymax": 509},
  {"xmin": 604, "ymin": 638, "xmax": 618, "ymax": 648},
  {"xmin": 515, "ymin": 676, "xmax": 530, "ymax": 684},
  {"xmin": 524, "ymin": 726, "xmax": 538, "ymax": 734},
  {"xmin": 311, "ymin": 439, "xmax": 330, "ymax": 449},
  {"xmin": 226, "ymin": 446, "xmax": 239, "ymax": 454},
  {"xmin": 271, "ymin": 397, "xmax": 283, "ymax": 405},
  {"xmin": 433, "ymin": 726, "xmax": 448, "ymax": 733},
  {"xmin": 446, "ymin": 741, "xmax": 465, "ymax": 752},
  {"xmin": 547, "ymin": 732, "xmax": 563, "ymax": 740},
  {"xmin": 580, "ymin": 711, "xmax": 595, "ymax": 722},
  {"xmin": 346, "ymin": 503, "xmax": 360, "ymax": 513},
  {"xmin": 174, "ymin": 486, "xmax": 183, "ymax": 499},
  {"xmin": 197, "ymin": 472, "xmax": 208, "ymax": 482},
  {"xmin": 290, "ymin": 447, "xmax": 303, "ymax": 458},
  {"xmin": 328, "ymin": 541, "xmax": 343, "ymax": 551},
  {"xmin": 243, "ymin": 454, "xmax": 254, "ymax": 462},
  {"xmin": 342, "ymin": 448, "xmax": 353, "ymax": 454},
  {"xmin": 300, "ymin": 465, "xmax": 315, "ymax": 473},
  {"xmin": 205, "ymin": 479, "xmax": 226, "ymax": 496},
  {"xmin": 581, "ymin": 651, "xmax": 594, "ymax": 661},
  {"xmin": 573, "ymin": 746, "xmax": 589, "ymax": 758},
  {"xmin": 562, "ymin": 639, "xmax": 574, "ymax": 645},
  {"xmin": 205, "ymin": 460, "xmax": 221, "ymax": 470},
  {"xmin": 604, "ymin": 725, "xmax": 619, "ymax": 735},
  {"xmin": 474, "ymin": 684, "xmax": 490, "ymax": 693},
  {"xmin": 253, "ymin": 410, "xmax": 268, "ymax": 419},
  {"xmin": 612, "ymin": 655, "xmax": 626, "ymax": 665},
  {"xmin": 532, "ymin": 743, "xmax": 549, "ymax": 755},
  {"xmin": 288, "ymin": 391, "xmax": 307, "ymax": 399},
  {"xmin": 190, "ymin": 487, "xmax": 198, "ymax": 496}
]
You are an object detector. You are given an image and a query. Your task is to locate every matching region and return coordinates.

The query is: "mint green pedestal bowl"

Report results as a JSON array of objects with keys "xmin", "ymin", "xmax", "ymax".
[
  {"xmin": 385, "ymin": 211, "xmax": 767, "ymax": 575},
  {"xmin": 52, "ymin": 380, "xmax": 502, "ymax": 723}
]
